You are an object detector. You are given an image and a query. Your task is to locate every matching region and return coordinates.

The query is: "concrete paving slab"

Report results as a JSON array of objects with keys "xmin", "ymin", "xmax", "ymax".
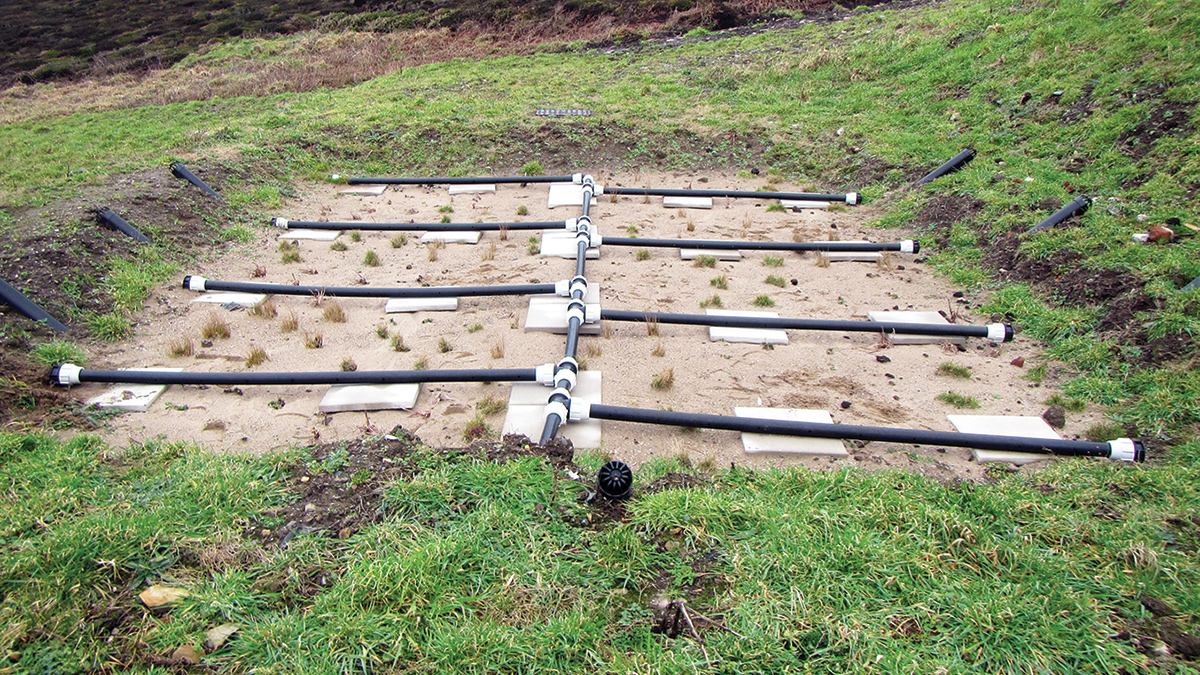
[
  {"xmin": 865, "ymin": 310, "xmax": 967, "ymax": 345},
  {"xmin": 734, "ymin": 407, "xmax": 849, "ymax": 456},
  {"xmin": 190, "ymin": 292, "xmax": 267, "ymax": 307},
  {"xmin": 319, "ymin": 383, "xmax": 421, "ymax": 412},
  {"xmin": 503, "ymin": 371, "xmax": 602, "ymax": 448},
  {"xmin": 86, "ymin": 368, "xmax": 184, "ymax": 412},
  {"xmin": 781, "ymin": 200, "xmax": 831, "ymax": 210},
  {"xmin": 547, "ymin": 182, "xmax": 599, "ymax": 208},
  {"xmin": 385, "ymin": 298, "xmax": 459, "ymax": 313},
  {"xmin": 448, "ymin": 184, "xmax": 497, "ymax": 195},
  {"xmin": 680, "ymin": 249, "xmax": 743, "ymax": 261},
  {"xmin": 339, "ymin": 185, "xmax": 388, "ymax": 196},
  {"xmin": 707, "ymin": 309, "xmax": 789, "ymax": 345},
  {"xmin": 540, "ymin": 231, "xmax": 599, "ymax": 259},
  {"xmin": 277, "ymin": 229, "xmax": 341, "ymax": 241},
  {"xmin": 420, "ymin": 231, "xmax": 481, "ymax": 244},
  {"xmin": 525, "ymin": 297, "xmax": 602, "ymax": 334},
  {"xmin": 663, "ymin": 196, "xmax": 713, "ymax": 209},
  {"xmin": 948, "ymin": 415, "xmax": 1060, "ymax": 465}
]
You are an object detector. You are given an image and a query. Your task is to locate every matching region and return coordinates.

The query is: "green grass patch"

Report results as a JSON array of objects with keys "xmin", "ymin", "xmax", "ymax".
[
  {"xmin": 764, "ymin": 274, "xmax": 785, "ymax": 287},
  {"xmin": 937, "ymin": 362, "xmax": 972, "ymax": 379},
  {"xmin": 762, "ymin": 256, "xmax": 784, "ymax": 268},
  {"xmin": 30, "ymin": 340, "xmax": 86, "ymax": 366},
  {"xmin": 752, "ymin": 294, "xmax": 775, "ymax": 307},
  {"xmin": 936, "ymin": 392, "xmax": 980, "ymax": 409}
]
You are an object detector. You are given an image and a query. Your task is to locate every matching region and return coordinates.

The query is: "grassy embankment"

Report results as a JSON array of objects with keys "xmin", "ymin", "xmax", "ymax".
[{"xmin": 1, "ymin": 0, "xmax": 1198, "ymax": 671}]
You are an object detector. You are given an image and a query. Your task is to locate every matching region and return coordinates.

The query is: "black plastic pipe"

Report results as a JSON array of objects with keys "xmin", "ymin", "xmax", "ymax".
[
  {"xmin": 915, "ymin": 148, "xmax": 976, "ymax": 185},
  {"xmin": 1028, "ymin": 196, "xmax": 1092, "ymax": 233},
  {"xmin": 585, "ymin": 404, "xmax": 1145, "ymax": 461},
  {"xmin": 273, "ymin": 218, "xmax": 566, "ymax": 232},
  {"xmin": 170, "ymin": 162, "xmax": 224, "ymax": 201},
  {"xmin": 603, "ymin": 187, "xmax": 859, "ymax": 203},
  {"xmin": 0, "ymin": 278, "xmax": 68, "ymax": 333},
  {"xmin": 601, "ymin": 310, "xmax": 1013, "ymax": 342},
  {"xmin": 183, "ymin": 276, "xmax": 556, "ymax": 299},
  {"xmin": 347, "ymin": 175, "xmax": 574, "ymax": 185},
  {"xmin": 51, "ymin": 365, "xmax": 538, "ymax": 387},
  {"xmin": 602, "ymin": 237, "xmax": 918, "ymax": 253},
  {"xmin": 96, "ymin": 208, "xmax": 151, "ymax": 243}
]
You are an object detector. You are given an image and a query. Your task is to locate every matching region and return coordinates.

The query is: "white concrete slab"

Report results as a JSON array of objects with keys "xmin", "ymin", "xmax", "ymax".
[
  {"xmin": 781, "ymin": 200, "xmax": 831, "ymax": 210},
  {"xmin": 735, "ymin": 407, "xmax": 849, "ymax": 457},
  {"xmin": 707, "ymin": 309, "xmax": 789, "ymax": 345},
  {"xmin": 86, "ymin": 368, "xmax": 184, "ymax": 412},
  {"xmin": 503, "ymin": 371, "xmax": 602, "ymax": 448},
  {"xmin": 865, "ymin": 310, "xmax": 966, "ymax": 345},
  {"xmin": 319, "ymin": 383, "xmax": 420, "ymax": 413},
  {"xmin": 339, "ymin": 185, "xmax": 388, "ymax": 196},
  {"xmin": 420, "ymin": 231, "xmax": 481, "ymax": 245},
  {"xmin": 948, "ymin": 415, "xmax": 1060, "ymax": 465},
  {"xmin": 547, "ymin": 183, "xmax": 599, "ymax": 209},
  {"xmin": 524, "ymin": 297, "xmax": 603, "ymax": 334},
  {"xmin": 448, "ymin": 184, "xmax": 496, "ymax": 195},
  {"xmin": 680, "ymin": 249, "xmax": 743, "ymax": 261},
  {"xmin": 385, "ymin": 298, "xmax": 459, "ymax": 313},
  {"xmin": 818, "ymin": 241, "xmax": 882, "ymax": 263},
  {"xmin": 277, "ymin": 229, "xmax": 341, "ymax": 241},
  {"xmin": 663, "ymin": 196, "xmax": 713, "ymax": 209},
  {"xmin": 540, "ymin": 231, "xmax": 600, "ymax": 259},
  {"xmin": 190, "ymin": 292, "xmax": 267, "ymax": 307}
]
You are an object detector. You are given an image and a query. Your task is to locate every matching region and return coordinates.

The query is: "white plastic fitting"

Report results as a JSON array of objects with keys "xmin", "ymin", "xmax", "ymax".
[
  {"xmin": 568, "ymin": 399, "xmax": 591, "ymax": 422},
  {"xmin": 569, "ymin": 276, "xmax": 588, "ymax": 298},
  {"xmin": 56, "ymin": 364, "xmax": 83, "ymax": 386},
  {"xmin": 986, "ymin": 323, "xmax": 1007, "ymax": 342},
  {"xmin": 554, "ymin": 367, "xmax": 578, "ymax": 390},
  {"xmin": 900, "ymin": 240, "xmax": 916, "ymax": 253},
  {"xmin": 272, "ymin": 217, "xmax": 289, "ymax": 228},
  {"xmin": 572, "ymin": 173, "xmax": 584, "ymax": 184},
  {"xmin": 588, "ymin": 234, "xmax": 602, "ymax": 248},
  {"xmin": 564, "ymin": 218, "xmax": 578, "ymax": 231},
  {"xmin": 187, "ymin": 276, "xmax": 208, "ymax": 292},
  {"xmin": 846, "ymin": 192, "xmax": 859, "ymax": 205},
  {"xmin": 1108, "ymin": 438, "xmax": 1139, "ymax": 462},
  {"xmin": 544, "ymin": 400, "xmax": 569, "ymax": 423},
  {"xmin": 594, "ymin": 185, "xmax": 605, "ymax": 196},
  {"xmin": 535, "ymin": 363, "xmax": 556, "ymax": 385},
  {"xmin": 555, "ymin": 279, "xmax": 570, "ymax": 297},
  {"xmin": 566, "ymin": 302, "xmax": 586, "ymax": 325},
  {"xmin": 584, "ymin": 304, "xmax": 601, "ymax": 324}
]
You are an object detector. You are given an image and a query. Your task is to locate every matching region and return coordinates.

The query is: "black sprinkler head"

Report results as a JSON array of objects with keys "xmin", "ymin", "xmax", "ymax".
[{"xmin": 596, "ymin": 460, "xmax": 633, "ymax": 500}]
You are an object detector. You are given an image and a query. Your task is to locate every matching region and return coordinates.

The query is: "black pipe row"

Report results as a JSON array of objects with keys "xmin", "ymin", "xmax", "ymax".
[
  {"xmin": 183, "ymin": 276, "xmax": 557, "ymax": 299},
  {"xmin": 602, "ymin": 237, "xmax": 917, "ymax": 253},
  {"xmin": 603, "ymin": 186, "xmax": 859, "ymax": 204},
  {"xmin": 348, "ymin": 175, "xmax": 575, "ymax": 185},
  {"xmin": 601, "ymin": 310, "xmax": 1013, "ymax": 341},
  {"xmin": 0, "ymin": 278, "xmax": 68, "ymax": 333},
  {"xmin": 584, "ymin": 404, "xmax": 1144, "ymax": 461},
  {"xmin": 51, "ymin": 365, "xmax": 539, "ymax": 387},
  {"xmin": 1028, "ymin": 196, "xmax": 1092, "ymax": 233},
  {"xmin": 272, "ymin": 218, "xmax": 566, "ymax": 232}
]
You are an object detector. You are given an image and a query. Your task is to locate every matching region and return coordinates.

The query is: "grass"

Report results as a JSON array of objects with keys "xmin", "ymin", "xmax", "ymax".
[
  {"xmin": 244, "ymin": 346, "xmax": 269, "ymax": 368},
  {"xmin": 340, "ymin": 357, "xmax": 357, "ymax": 372},
  {"xmin": 700, "ymin": 294, "xmax": 723, "ymax": 309},
  {"xmin": 1045, "ymin": 393, "xmax": 1087, "ymax": 412},
  {"xmin": 752, "ymin": 294, "xmax": 775, "ymax": 307},
  {"xmin": 390, "ymin": 234, "xmax": 407, "ymax": 248},
  {"xmin": 412, "ymin": 355, "xmax": 428, "ymax": 370},
  {"xmin": 30, "ymin": 340, "xmax": 86, "ymax": 366},
  {"xmin": 249, "ymin": 296, "xmax": 277, "ymax": 319},
  {"xmin": 527, "ymin": 235, "xmax": 540, "ymax": 255},
  {"xmin": 363, "ymin": 249, "xmax": 380, "ymax": 266},
  {"xmin": 322, "ymin": 301, "xmax": 347, "ymax": 323},
  {"xmin": 762, "ymin": 255, "xmax": 784, "ymax": 268},
  {"xmin": 391, "ymin": 334, "xmax": 410, "ymax": 352},
  {"xmin": 303, "ymin": 332, "xmax": 323, "ymax": 349},
  {"xmin": 167, "ymin": 338, "xmax": 194, "ymax": 358},
  {"xmin": 693, "ymin": 254, "xmax": 717, "ymax": 268},
  {"xmin": 280, "ymin": 310, "xmax": 299, "ymax": 333},
  {"xmin": 281, "ymin": 249, "xmax": 302, "ymax": 264},
  {"xmin": 651, "ymin": 367, "xmax": 675, "ymax": 390},
  {"xmin": 201, "ymin": 313, "xmax": 231, "ymax": 340},
  {"xmin": 438, "ymin": 337, "xmax": 453, "ymax": 353},
  {"xmin": 467, "ymin": 322, "xmax": 483, "ymax": 334},
  {"xmin": 764, "ymin": 274, "xmax": 785, "ymax": 287},
  {"xmin": 330, "ymin": 240, "xmax": 348, "ymax": 251},
  {"xmin": 375, "ymin": 323, "xmax": 389, "ymax": 339},
  {"xmin": 936, "ymin": 391, "xmax": 981, "ymax": 409},
  {"xmin": 349, "ymin": 230, "xmax": 362, "ymax": 242},
  {"xmin": 635, "ymin": 249, "xmax": 651, "ymax": 261},
  {"xmin": 516, "ymin": 205, "xmax": 529, "ymax": 216},
  {"xmin": 710, "ymin": 275, "xmax": 728, "ymax": 289},
  {"xmin": 490, "ymin": 341, "xmax": 504, "ymax": 359},
  {"xmin": 476, "ymin": 394, "xmax": 506, "ymax": 416},
  {"xmin": 937, "ymin": 362, "xmax": 973, "ymax": 379}
]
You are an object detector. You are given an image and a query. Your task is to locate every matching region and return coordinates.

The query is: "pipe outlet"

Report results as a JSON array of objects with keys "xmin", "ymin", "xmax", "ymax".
[
  {"xmin": 1108, "ymin": 438, "xmax": 1145, "ymax": 462},
  {"xmin": 55, "ymin": 363, "xmax": 83, "ymax": 386},
  {"xmin": 535, "ymin": 363, "xmax": 556, "ymax": 385},
  {"xmin": 846, "ymin": 192, "xmax": 859, "ymax": 205},
  {"xmin": 271, "ymin": 217, "xmax": 289, "ymax": 228},
  {"xmin": 185, "ymin": 276, "xmax": 207, "ymax": 292}
]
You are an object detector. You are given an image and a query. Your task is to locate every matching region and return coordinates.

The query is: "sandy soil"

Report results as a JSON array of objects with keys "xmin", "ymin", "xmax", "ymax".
[{"xmin": 75, "ymin": 171, "xmax": 1106, "ymax": 481}]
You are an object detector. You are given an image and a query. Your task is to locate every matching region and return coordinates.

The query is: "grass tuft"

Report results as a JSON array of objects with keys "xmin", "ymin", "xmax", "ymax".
[
  {"xmin": 244, "ymin": 346, "xmax": 268, "ymax": 368},
  {"xmin": 936, "ymin": 391, "xmax": 980, "ymax": 409},
  {"xmin": 30, "ymin": 340, "xmax": 86, "ymax": 366},
  {"xmin": 651, "ymin": 367, "xmax": 675, "ymax": 390},
  {"xmin": 249, "ymin": 296, "xmax": 277, "ymax": 319},
  {"xmin": 391, "ymin": 334, "xmax": 410, "ymax": 352},
  {"xmin": 363, "ymin": 250, "xmax": 381, "ymax": 267},
  {"xmin": 711, "ymin": 275, "xmax": 729, "ymax": 289},
  {"xmin": 764, "ymin": 275, "xmax": 785, "ymax": 288},
  {"xmin": 167, "ymin": 338, "xmax": 194, "ymax": 358},
  {"xmin": 937, "ymin": 362, "xmax": 972, "ymax": 379},
  {"xmin": 323, "ymin": 301, "xmax": 347, "ymax": 323},
  {"xmin": 762, "ymin": 255, "xmax": 784, "ymax": 268},
  {"xmin": 201, "ymin": 313, "xmax": 231, "ymax": 340},
  {"xmin": 303, "ymin": 332, "xmax": 323, "ymax": 349},
  {"xmin": 700, "ymin": 294, "xmax": 723, "ymax": 309},
  {"xmin": 390, "ymin": 234, "xmax": 407, "ymax": 248},
  {"xmin": 693, "ymin": 255, "xmax": 717, "ymax": 268},
  {"xmin": 752, "ymin": 294, "xmax": 775, "ymax": 307}
]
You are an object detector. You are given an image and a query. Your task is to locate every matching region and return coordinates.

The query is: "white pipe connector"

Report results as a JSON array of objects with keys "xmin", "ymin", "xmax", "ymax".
[
  {"xmin": 187, "ymin": 276, "xmax": 208, "ymax": 292},
  {"xmin": 900, "ymin": 240, "xmax": 916, "ymax": 253},
  {"xmin": 570, "ymin": 276, "xmax": 588, "ymax": 298},
  {"xmin": 846, "ymin": 192, "xmax": 859, "ymax": 205},
  {"xmin": 566, "ymin": 300, "xmax": 586, "ymax": 325},
  {"xmin": 555, "ymin": 279, "xmax": 570, "ymax": 297},
  {"xmin": 544, "ymin": 399, "xmax": 569, "ymax": 423},
  {"xmin": 568, "ymin": 399, "xmax": 591, "ymax": 422},
  {"xmin": 585, "ymin": 304, "xmax": 601, "ymax": 324},
  {"xmin": 1108, "ymin": 438, "xmax": 1140, "ymax": 462},
  {"xmin": 986, "ymin": 323, "xmax": 1007, "ymax": 342},
  {"xmin": 594, "ymin": 185, "xmax": 605, "ymax": 196},
  {"xmin": 272, "ymin": 217, "xmax": 289, "ymax": 228},
  {"xmin": 572, "ymin": 173, "xmax": 584, "ymax": 184},
  {"xmin": 56, "ymin": 364, "xmax": 83, "ymax": 386},
  {"xmin": 554, "ymin": 367, "xmax": 578, "ymax": 390},
  {"xmin": 564, "ymin": 218, "xmax": 578, "ymax": 231},
  {"xmin": 535, "ymin": 363, "xmax": 556, "ymax": 385}
]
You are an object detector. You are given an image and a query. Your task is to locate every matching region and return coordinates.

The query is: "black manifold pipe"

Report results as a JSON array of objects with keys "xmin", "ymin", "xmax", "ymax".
[
  {"xmin": 602, "ymin": 186, "xmax": 859, "ymax": 203},
  {"xmin": 348, "ymin": 175, "xmax": 574, "ymax": 185},
  {"xmin": 602, "ymin": 237, "xmax": 918, "ymax": 253},
  {"xmin": 51, "ymin": 365, "xmax": 538, "ymax": 387},
  {"xmin": 272, "ymin": 218, "xmax": 565, "ymax": 232},
  {"xmin": 97, "ymin": 208, "xmax": 151, "ymax": 243},
  {"xmin": 915, "ymin": 148, "xmax": 976, "ymax": 185},
  {"xmin": 170, "ymin": 162, "xmax": 224, "ymax": 201},
  {"xmin": 183, "ymin": 276, "xmax": 556, "ymax": 299},
  {"xmin": 0, "ymin": 278, "xmax": 68, "ymax": 333},
  {"xmin": 585, "ymin": 404, "xmax": 1145, "ymax": 461},
  {"xmin": 1028, "ymin": 196, "xmax": 1092, "ymax": 233},
  {"xmin": 601, "ymin": 310, "xmax": 1013, "ymax": 342}
]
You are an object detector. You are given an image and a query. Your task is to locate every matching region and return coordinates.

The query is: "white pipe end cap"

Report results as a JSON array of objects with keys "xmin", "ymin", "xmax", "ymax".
[
  {"xmin": 986, "ymin": 323, "xmax": 1007, "ymax": 342},
  {"xmin": 57, "ymin": 364, "xmax": 82, "ymax": 386},
  {"xmin": 900, "ymin": 240, "xmax": 916, "ymax": 253},
  {"xmin": 846, "ymin": 192, "xmax": 859, "ymax": 205},
  {"xmin": 272, "ymin": 217, "xmax": 289, "ymax": 228},
  {"xmin": 1108, "ymin": 438, "xmax": 1139, "ymax": 462},
  {"xmin": 555, "ymin": 280, "xmax": 570, "ymax": 297},
  {"xmin": 564, "ymin": 218, "xmax": 578, "ymax": 231},
  {"xmin": 187, "ymin": 276, "xmax": 208, "ymax": 292},
  {"xmin": 585, "ymin": 304, "xmax": 601, "ymax": 324},
  {"xmin": 572, "ymin": 173, "xmax": 584, "ymax": 184},
  {"xmin": 589, "ymin": 233, "xmax": 603, "ymax": 248},
  {"xmin": 568, "ymin": 399, "xmax": 591, "ymax": 421},
  {"xmin": 535, "ymin": 363, "xmax": 555, "ymax": 385}
]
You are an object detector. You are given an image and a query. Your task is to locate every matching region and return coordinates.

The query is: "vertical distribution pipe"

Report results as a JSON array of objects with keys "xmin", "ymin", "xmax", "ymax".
[
  {"xmin": 171, "ymin": 162, "xmax": 224, "ymax": 201},
  {"xmin": 1028, "ymin": 196, "xmax": 1092, "ymax": 233},
  {"xmin": 96, "ymin": 208, "xmax": 151, "ymax": 243},
  {"xmin": 0, "ymin": 279, "xmax": 68, "ymax": 332},
  {"xmin": 915, "ymin": 148, "xmax": 976, "ymax": 185}
]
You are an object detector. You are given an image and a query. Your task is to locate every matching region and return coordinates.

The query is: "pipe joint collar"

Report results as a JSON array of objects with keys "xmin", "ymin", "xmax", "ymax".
[
  {"xmin": 568, "ymin": 399, "xmax": 591, "ymax": 421},
  {"xmin": 575, "ymin": 232, "xmax": 592, "ymax": 248},
  {"xmin": 556, "ymin": 356, "xmax": 579, "ymax": 374},
  {"xmin": 564, "ymin": 218, "xmax": 578, "ymax": 231},
  {"xmin": 555, "ymin": 279, "xmax": 570, "ymax": 297},
  {"xmin": 900, "ymin": 240, "xmax": 916, "ymax": 254},
  {"xmin": 566, "ymin": 306, "xmax": 585, "ymax": 325},
  {"xmin": 1108, "ymin": 438, "xmax": 1145, "ymax": 463},
  {"xmin": 585, "ymin": 304, "xmax": 601, "ymax": 324},
  {"xmin": 554, "ymin": 368, "xmax": 578, "ymax": 390},
  {"xmin": 572, "ymin": 173, "xmax": 584, "ymax": 184},
  {"xmin": 535, "ymin": 363, "xmax": 556, "ymax": 385},
  {"xmin": 56, "ymin": 363, "xmax": 82, "ymax": 386},
  {"xmin": 588, "ymin": 233, "xmax": 602, "ymax": 248},
  {"xmin": 576, "ymin": 215, "xmax": 591, "ymax": 229},
  {"xmin": 271, "ymin": 217, "xmax": 289, "ymax": 229},
  {"xmin": 846, "ymin": 192, "xmax": 859, "ymax": 205},
  {"xmin": 570, "ymin": 276, "xmax": 588, "ymax": 298},
  {"xmin": 549, "ymin": 387, "xmax": 572, "ymax": 403},
  {"xmin": 581, "ymin": 174, "xmax": 593, "ymax": 186},
  {"xmin": 187, "ymin": 276, "xmax": 207, "ymax": 292},
  {"xmin": 594, "ymin": 185, "xmax": 605, "ymax": 196},
  {"xmin": 986, "ymin": 323, "xmax": 1009, "ymax": 342},
  {"xmin": 544, "ymin": 400, "xmax": 569, "ymax": 424}
]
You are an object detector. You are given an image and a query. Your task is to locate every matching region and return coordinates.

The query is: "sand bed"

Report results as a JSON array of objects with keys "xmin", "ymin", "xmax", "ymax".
[{"xmin": 78, "ymin": 171, "xmax": 1106, "ymax": 480}]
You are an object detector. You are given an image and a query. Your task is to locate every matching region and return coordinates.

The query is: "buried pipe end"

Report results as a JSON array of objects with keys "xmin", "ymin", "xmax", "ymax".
[
  {"xmin": 986, "ymin": 323, "xmax": 1013, "ymax": 343},
  {"xmin": 51, "ymin": 363, "xmax": 82, "ymax": 386},
  {"xmin": 846, "ymin": 192, "xmax": 859, "ymax": 206},
  {"xmin": 596, "ymin": 460, "xmax": 633, "ymax": 500},
  {"xmin": 900, "ymin": 240, "xmax": 917, "ymax": 254},
  {"xmin": 271, "ymin": 217, "xmax": 289, "ymax": 229},
  {"xmin": 184, "ymin": 275, "xmax": 207, "ymax": 292},
  {"xmin": 1108, "ymin": 438, "xmax": 1146, "ymax": 463}
]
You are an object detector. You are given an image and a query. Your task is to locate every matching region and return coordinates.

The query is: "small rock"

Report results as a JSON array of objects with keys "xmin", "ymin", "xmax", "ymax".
[
  {"xmin": 884, "ymin": 373, "xmax": 895, "ymax": 379},
  {"xmin": 201, "ymin": 340, "xmax": 214, "ymax": 348},
  {"xmin": 1010, "ymin": 356, "xmax": 1025, "ymax": 367},
  {"xmin": 204, "ymin": 624, "xmax": 239, "ymax": 652},
  {"xmin": 139, "ymin": 585, "xmax": 189, "ymax": 608},
  {"xmin": 952, "ymin": 291, "xmax": 964, "ymax": 298},
  {"xmin": 1042, "ymin": 405, "xmax": 1066, "ymax": 429},
  {"xmin": 749, "ymin": 168, "xmax": 760, "ymax": 175},
  {"xmin": 790, "ymin": 278, "xmax": 798, "ymax": 285},
  {"xmin": 171, "ymin": 646, "xmax": 204, "ymax": 664},
  {"xmin": 840, "ymin": 400, "xmax": 852, "ymax": 409},
  {"xmin": 876, "ymin": 355, "xmax": 891, "ymax": 363},
  {"xmin": 1148, "ymin": 224, "xmax": 1174, "ymax": 243}
]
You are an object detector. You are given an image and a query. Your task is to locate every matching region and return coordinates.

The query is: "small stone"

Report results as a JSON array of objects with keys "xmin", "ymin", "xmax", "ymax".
[
  {"xmin": 952, "ymin": 291, "xmax": 964, "ymax": 298},
  {"xmin": 172, "ymin": 646, "xmax": 204, "ymax": 664},
  {"xmin": 790, "ymin": 278, "xmax": 798, "ymax": 285},
  {"xmin": 885, "ymin": 373, "xmax": 895, "ymax": 379},
  {"xmin": 749, "ymin": 168, "xmax": 760, "ymax": 175},
  {"xmin": 139, "ymin": 585, "xmax": 189, "ymax": 608},
  {"xmin": 204, "ymin": 624, "xmax": 239, "ymax": 652},
  {"xmin": 876, "ymin": 355, "xmax": 891, "ymax": 363},
  {"xmin": 1011, "ymin": 356, "xmax": 1025, "ymax": 367},
  {"xmin": 201, "ymin": 340, "xmax": 214, "ymax": 348},
  {"xmin": 840, "ymin": 400, "xmax": 852, "ymax": 409},
  {"xmin": 1042, "ymin": 405, "xmax": 1066, "ymax": 429},
  {"xmin": 299, "ymin": 475, "xmax": 310, "ymax": 483}
]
